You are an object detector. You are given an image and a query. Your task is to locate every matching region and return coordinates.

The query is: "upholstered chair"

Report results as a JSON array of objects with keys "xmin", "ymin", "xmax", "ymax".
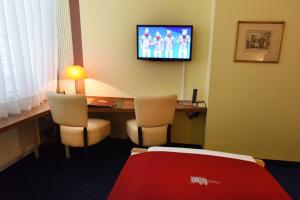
[
  {"xmin": 127, "ymin": 95, "xmax": 177, "ymax": 147},
  {"xmin": 47, "ymin": 92, "xmax": 110, "ymax": 176}
]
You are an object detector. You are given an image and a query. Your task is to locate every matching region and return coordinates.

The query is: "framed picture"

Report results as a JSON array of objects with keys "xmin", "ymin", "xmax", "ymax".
[{"xmin": 234, "ymin": 21, "xmax": 285, "ymax": 63}]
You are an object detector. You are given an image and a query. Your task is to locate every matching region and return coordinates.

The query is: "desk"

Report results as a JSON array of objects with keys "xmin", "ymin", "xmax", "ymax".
[
  {"xmin": 88, "ymin": 96, "xmax": 207, "ymax": 141},
  {"xmin": 0, "ymin": 96, "xmax": 207, "ymax": 134},
  {"xmin": 0, "ymin": 96, "xmax": 206, "ymax": 171},
  {"xmin": 0, "ymin": 103, "xmax": 50, "ymax": 133},
  {"xmin": 87, "ymin": 96, "xmax": 207, "ymax": 113}
]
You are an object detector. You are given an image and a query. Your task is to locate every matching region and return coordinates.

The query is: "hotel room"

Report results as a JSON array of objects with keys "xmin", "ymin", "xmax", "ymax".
[{"xmin": 0, "ymin": 0, "xmax": 299, "ymax": 199}]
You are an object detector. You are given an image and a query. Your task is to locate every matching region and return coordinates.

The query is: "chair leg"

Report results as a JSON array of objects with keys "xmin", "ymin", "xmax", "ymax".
[
  {"xmin": 167, "ymin": 124, "xmax": 172, "ymax": 146},
  {"xmin": 53, "ymin": 123, "xmax": 62, "ymax": 172},
  {"xmin": 104, "ymin": 136, "xmax": 111, "ymax": 154},
  {"xmin": 65, "ymin": 145, "xmax": 71, "ymax": 159},
  {"xmin": 83, "ymin": 127, "xmax": 89, "ymax": 178},
  {"xmin": 138, "ymin": 127, "xmax": 143, "ymax": 146}
]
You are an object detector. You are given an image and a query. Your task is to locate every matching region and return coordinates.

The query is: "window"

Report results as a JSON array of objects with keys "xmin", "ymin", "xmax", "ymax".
[{"xmin": 0, "ymin": 0, "xmax": 59, "ymax": 119}]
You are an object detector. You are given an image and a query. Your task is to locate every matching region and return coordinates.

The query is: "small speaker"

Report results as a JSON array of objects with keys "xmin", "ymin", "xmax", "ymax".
[{"xmin": 192, "ymin": 89, "xmax": 197, "ymax": 103}]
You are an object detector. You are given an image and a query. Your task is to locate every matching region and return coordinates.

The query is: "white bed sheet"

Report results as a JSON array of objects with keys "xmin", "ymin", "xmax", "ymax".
[{"xmin": 148, "ymin": 146, "xmax": 255, "ymax": 163}]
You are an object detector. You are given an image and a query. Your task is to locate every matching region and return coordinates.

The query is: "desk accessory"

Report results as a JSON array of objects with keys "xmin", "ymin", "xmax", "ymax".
[
  {"xmin": 192, "ymin": 89, "xmax": 197, "ymax": 103},
  {"xmin": 88, "ymin": 98, "xmax": 116, "ymax": 108},
  {"xmin": 64, "ymin": 65, "xmax": 87, "ymax": 94}
]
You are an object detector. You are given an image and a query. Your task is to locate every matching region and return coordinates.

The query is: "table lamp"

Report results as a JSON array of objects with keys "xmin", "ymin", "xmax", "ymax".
[{"xmin": 64, "ymin": 65, "xmax": 87, "ymax": 94}]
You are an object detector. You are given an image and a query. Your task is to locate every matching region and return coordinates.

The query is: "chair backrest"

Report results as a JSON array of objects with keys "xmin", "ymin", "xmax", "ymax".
[
  {"xmin": 134, "ymin": 95, "xmax": 177, "ymax": 127},
  {"xmin": 47, "ymin": 92, "xmax": 88, "ymax": 127}
]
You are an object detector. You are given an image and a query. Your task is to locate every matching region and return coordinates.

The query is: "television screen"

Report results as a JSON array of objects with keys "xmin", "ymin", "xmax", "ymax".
[{"xmin": 137, "ymin": 25, "xmax": 193, "ymax": 61}]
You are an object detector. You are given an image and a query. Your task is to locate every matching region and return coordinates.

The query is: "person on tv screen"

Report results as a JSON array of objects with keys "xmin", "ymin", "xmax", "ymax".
[
  {"xmin": 153, "ymin": 31, "xmax": 164, "ymax": 58},
  {"xmin": 140, "ymin": 28, "xmax": 152, "ymax": 57},
  {"xmin": 164, "ymin": 30, "xmax": 174, "ymax": 58},
  {"xmin": 176, "ymin": 29, "xmax": 191, "ymax": 59}
]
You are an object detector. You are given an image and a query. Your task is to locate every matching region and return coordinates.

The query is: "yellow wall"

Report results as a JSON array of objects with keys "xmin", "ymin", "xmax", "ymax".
[
  {"xmin": 79, "ymin": 0, "xmax": 211, "ymax": 100},
  {"xmin": 79, "ymin": 0, "xmax": 212, "ymax": 145},
  {"xmin": 205, "ymin": 0, "xmax": 300, "ymax": 161}
]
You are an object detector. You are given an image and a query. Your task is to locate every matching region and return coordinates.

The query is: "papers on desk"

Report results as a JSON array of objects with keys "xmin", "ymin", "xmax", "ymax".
[{"xmin": 88, "ymin": 98, "xmax": 116, "ymax": 108}]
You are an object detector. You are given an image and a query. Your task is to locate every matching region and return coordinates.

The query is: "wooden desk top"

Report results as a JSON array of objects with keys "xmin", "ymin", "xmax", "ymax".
[
  {"xmin": 0, "ymin": 102, "xmax": 50, "ymax": 133},
  {"xmin": 87, "ymin": 96, "xmax": 207, "ymax": 113},
  {"xmin": 0, "ymin": 96, "xmax": 207, "ymax": 133}
]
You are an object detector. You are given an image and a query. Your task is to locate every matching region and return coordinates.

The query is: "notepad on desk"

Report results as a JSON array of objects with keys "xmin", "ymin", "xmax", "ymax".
[{"xmin": 88, "ymin": 98, "xmax": 116, "ymax": 108}]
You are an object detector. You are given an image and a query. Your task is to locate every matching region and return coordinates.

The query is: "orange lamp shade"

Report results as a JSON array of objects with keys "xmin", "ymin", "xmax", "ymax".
[{"xmin": 64, "ymin": 65, "xmax": 87, "ymax": 80}]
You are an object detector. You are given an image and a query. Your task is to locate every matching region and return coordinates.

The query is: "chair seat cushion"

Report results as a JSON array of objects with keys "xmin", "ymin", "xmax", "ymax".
[
  {"xmin": 126, "ymin": 119, "xmax": 167, "ymax": 147},
  {"xmin": 60, "ymin": 118, "xmax": 110, "ymax": 147}
]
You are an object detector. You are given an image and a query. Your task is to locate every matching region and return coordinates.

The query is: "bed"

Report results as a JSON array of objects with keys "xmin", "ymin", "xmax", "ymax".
[{"xmin": 108, "ymin": 147, "xmax": 291, "ymax": 200}]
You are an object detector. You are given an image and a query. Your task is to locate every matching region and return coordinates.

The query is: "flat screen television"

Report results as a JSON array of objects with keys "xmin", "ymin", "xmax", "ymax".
[{"xmin": 137, "ymin": 25, "xmax": 193, "ymax": 61}]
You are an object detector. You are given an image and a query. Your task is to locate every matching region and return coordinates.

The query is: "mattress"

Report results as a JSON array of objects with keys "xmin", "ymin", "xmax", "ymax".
[{"xmin": 109, "ymin": 148, "xmax": 291, "ymax": 200}]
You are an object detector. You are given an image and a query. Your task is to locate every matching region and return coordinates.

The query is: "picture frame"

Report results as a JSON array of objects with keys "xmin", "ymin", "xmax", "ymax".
[{"xmin": 234, "ymin": 21, "xmax": 285, "ymax": 63}]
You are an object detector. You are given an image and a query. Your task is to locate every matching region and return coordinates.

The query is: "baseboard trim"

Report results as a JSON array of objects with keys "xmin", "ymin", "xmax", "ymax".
[
  {"xmin": 169, "ymin": 143, "xmax": 202, "ymax": 149},
  {"xmin": 0, "ymin": 148, "xmax": 35, "ymax": 172},
  {"xmin": 264, "ymin": 159, "xmax": 300, "ymax": 168}
]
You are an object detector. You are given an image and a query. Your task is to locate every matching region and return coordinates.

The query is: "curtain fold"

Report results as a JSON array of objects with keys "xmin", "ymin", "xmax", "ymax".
[{"xmin": 0, "ymin": 0, "xmax": 59, "ymax": 119}]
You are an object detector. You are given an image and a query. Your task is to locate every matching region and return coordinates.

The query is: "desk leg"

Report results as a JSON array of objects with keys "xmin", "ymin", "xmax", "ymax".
[{"xmin": 34, "ymin": 119, "xmax": 40, "ymax": 158}]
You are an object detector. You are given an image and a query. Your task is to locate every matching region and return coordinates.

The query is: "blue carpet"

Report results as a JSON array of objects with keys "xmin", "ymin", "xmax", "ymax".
[
  {"xmin": 265, "ymin": 160, "xmax": 300, "ymax": 200},
  {"xmin": 0, "ymin": 139, "xmax": 299, "ymax": 200},
  {"xmin": 0, "ymin": 139, "xmax": 131, "ymax": 200}
]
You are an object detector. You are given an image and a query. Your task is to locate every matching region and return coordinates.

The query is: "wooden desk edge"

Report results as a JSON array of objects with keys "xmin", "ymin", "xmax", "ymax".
[
  {"xmin": 0, "ymin": 102, "xmax": 50, "ymax": 134},
  {"xmin": 0, "ymin": 96, "xmax": 207, "ymax": 133},
  {"xmin": 88, "ymin": 96, "xmax": 207, "ymax": 113}
]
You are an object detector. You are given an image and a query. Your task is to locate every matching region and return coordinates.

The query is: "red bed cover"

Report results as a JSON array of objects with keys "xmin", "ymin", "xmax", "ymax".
[{"xmin": 108, "ymin": 151, "xmax": 291, "ymax": 200}]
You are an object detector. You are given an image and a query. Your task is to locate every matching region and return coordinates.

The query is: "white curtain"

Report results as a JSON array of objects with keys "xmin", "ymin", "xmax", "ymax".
[{"xmin": 0, "ymin": 0, "xmax": 58, "ymax": 119}]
